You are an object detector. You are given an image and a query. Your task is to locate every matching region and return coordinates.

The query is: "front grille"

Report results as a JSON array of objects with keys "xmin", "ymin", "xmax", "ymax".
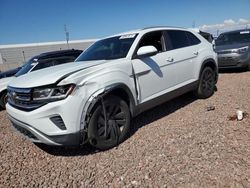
[
  {"xmin": 11, "ymin": 121, "xmax": 38, "ymax": 140},
  {"xmin": 217, "ymin": 50, "xmax": 232, "ymax": 54},
  {"xmin": 7, "ymin": 86, "xmax": 46, "ymax": 111}
]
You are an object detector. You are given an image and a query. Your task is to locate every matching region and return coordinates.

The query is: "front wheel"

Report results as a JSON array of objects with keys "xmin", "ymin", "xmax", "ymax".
[
  {"xmin": 87, "ymin": 95, "xmax": 131, "ymax": 150},
  {"xmin": 194, "ymin": 67, "xmax": 216, "ymax": 99}
]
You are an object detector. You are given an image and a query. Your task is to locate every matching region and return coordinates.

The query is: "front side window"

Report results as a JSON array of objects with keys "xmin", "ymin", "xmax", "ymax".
[
  {"xmin": 167, "ymin": 30, "xmax": 190, "ymax": 49},
  {"xmin": 137, "ymin": 31, "xmax": 164, "ymax": 52},
  {"xmin": 76, "ymin": 34, "xmax": 137, "ymax": 61}
]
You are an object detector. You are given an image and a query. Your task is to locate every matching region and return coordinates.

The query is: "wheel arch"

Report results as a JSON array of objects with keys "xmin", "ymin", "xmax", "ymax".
[
  {"xmin": 84, "ymin": 83, "xmax": 137, "ymax": 124},
  {"xmin": 199, "ymin": 58, "xmax": 218, "ymax": 83}
]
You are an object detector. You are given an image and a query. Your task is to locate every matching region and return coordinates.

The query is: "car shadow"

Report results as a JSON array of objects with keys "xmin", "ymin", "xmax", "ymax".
[{"xmin": 36, "ymin": 92, "xmax": 196, "ymax": 156}]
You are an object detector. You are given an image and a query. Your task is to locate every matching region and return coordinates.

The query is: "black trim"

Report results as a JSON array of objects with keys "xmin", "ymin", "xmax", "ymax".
[
  {"xmin": 135, "ymin": 81, "xmax": 198, "ymax": 114},
  {"xmin": 50, "ymin": 132, "xmax": 80, "ymax": 146}
]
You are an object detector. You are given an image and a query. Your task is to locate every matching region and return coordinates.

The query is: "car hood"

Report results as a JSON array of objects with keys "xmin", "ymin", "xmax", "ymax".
[
  {"xmin": 0, "ymin": 77, "xmax": 14, "ymax": 92},
  {"xmin": 215, "ymin": 42, "xmax": 250, "ymax": 52},
  {"xmin": 8, "ymin": 60, "xmax": 107, "ymax": 88}
]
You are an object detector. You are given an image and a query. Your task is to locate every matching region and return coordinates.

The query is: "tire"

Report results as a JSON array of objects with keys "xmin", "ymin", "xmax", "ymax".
[
  {"xmin": 87, "ymin": 95, "xmax": 131, "ymax": 150},
  {"xmin": 0, "ymin": 91, "xmax": 8, "ymax": 109},
  {"xmin": 247, "ymin": 63, "xmax": 250, "ymax": 71},
  {"xmin": 194, "ymin": 67, "xmax": 216, "ymax": 99}
]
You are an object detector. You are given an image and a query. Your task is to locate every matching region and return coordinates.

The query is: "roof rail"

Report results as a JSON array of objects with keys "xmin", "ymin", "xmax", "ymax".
[{"xmin": 142, "ymin": 26, "xmax": 185, "ymax": 30}]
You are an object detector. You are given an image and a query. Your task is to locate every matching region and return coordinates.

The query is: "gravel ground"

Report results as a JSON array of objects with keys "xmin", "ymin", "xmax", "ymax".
[{"xmin": 0, "ymin": 70, "xmax": 250, "ymax": 187}]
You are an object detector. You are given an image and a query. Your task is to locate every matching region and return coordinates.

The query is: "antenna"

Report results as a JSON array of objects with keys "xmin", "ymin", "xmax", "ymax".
[
  {"xmin": 192, "ymin": 20, "xmax": 196, "ymax": 28},
  {"xmin": 64, "ymin": 24, "xmax": 69, "ymax": 49}
]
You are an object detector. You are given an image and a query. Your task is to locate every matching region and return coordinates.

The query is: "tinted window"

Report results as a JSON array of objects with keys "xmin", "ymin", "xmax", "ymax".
[
  {"xmin": 15, "ymin": 57, "xmax": 38, "ymax": 77},
  {"xmin": 216, "ymin": 30, "xmax": 250, "ymax": 46},
  {"xmin": 167, "ymin": 30, "xmax": 190, "ymax": 49},
  {"xmin": 138, "ymin": 31, "xmax": 164, "ymax": 52},
  {"xmin": 186, "ymin": 32, "xmax": 201, "ymax": 45},
  {"xmin": 76, "ymin": 35, "xmax": 137, "ymax": 61},
  {"xmin": 31, "ymin": 56, "xmax": 75, "ymax": 71},
  {"xmin": 15, "ymin": 55, "xmax": 77, "ymax": 77}
]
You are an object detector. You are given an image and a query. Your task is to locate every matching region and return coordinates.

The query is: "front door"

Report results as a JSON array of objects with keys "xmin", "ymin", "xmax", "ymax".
[{"xmin": 131, "ymin": 31, "xmax": 177, "ymax": 103}]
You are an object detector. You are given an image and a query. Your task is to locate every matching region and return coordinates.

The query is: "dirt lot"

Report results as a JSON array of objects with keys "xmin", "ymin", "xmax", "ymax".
[{"xmin": 0, "ymin": 71, "xmax": 250, "ymax": 187}]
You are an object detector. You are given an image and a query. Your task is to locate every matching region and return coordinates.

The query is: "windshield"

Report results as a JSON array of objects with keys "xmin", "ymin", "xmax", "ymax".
[
  {"xmin": 75, "ymin": 34, "xmax": 137, "ymax": 61},
  {"xmin": 216, "ymin": 30, "xmax": 250, "ymax": 46},
  {"xmin": 15, "ymin": 57, "xmax": 38, "ymax": 77}
]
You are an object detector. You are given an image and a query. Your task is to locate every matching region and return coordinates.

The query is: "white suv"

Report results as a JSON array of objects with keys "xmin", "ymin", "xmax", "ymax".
[{"xmin": 6, "ymin": 27, "xmax": 218, "ymax": 150}]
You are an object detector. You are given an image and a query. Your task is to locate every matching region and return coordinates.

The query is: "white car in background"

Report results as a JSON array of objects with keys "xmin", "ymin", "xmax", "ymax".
[{"xmin": 6, "ymin": 27, "xmax": 218, "ymax": 150}]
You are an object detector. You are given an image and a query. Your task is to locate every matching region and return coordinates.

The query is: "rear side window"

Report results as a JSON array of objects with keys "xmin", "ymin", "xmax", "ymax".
[
  {"xmin": 186, "ymin": 32, "xmax": 201, "ymax": 45},
  {"xmin": 167, "ymin": 30, "xmax": 190, "ymax": 49}
]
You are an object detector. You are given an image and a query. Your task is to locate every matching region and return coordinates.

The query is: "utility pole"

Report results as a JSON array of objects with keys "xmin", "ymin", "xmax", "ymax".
[
  {"xmin": 64, "ymin": 24, "xmax": 70, "ymax": 49},
  {"xmin": 216, "ymin": 30, "xmax": 219, "ymax": 37}
]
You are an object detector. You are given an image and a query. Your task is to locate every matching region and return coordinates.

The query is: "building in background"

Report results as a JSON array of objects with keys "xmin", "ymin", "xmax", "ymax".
[{"xmin": 0, "ymin": 39, "xmax": 96, "ymax": 71}]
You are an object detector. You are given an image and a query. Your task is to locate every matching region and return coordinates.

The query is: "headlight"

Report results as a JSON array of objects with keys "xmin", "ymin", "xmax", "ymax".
[
  {"xmin": 33, "ymin": 84, "xmax": 75, "ymax": 101},
  {"xmin": 238, "ymin": 46, "xmax": 249, "ymax": 54}
]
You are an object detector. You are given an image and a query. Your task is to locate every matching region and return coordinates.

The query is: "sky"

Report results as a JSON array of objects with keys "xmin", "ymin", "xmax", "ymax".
[{"xmin": 0, "ymin": 0, "xmax": 250, "ymax": 44}]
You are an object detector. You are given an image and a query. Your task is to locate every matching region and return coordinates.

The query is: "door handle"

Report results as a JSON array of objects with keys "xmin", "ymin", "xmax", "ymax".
[
  {"xmin": 167, "ymin": 57, "xmax": 174, "ymax": 62},
  {"xmin": 193, "ymin": 52, "xmax": 199, "ymax": 56}
]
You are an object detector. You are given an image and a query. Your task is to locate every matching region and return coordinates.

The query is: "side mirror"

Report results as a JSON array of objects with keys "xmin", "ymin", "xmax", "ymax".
[{"xmin": 137, "ymin": 46, "xmax": 158, "ymax": 57}]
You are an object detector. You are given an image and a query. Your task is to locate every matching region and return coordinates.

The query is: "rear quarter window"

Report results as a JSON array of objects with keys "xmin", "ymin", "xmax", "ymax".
[{"xmin": 186, "ymin": 32, "xmax": 201, "ymax": 45}]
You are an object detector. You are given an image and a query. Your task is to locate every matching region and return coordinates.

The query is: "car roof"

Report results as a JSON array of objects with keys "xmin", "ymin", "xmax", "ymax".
[
  {"xmin": 108, "ymin": 26, "xmax": 188, "ymax": 38},
  {"xmin": 219, "ymin": 29, "xmax": 250, "ymax": 35},
  {"xmin": 28, "ymin": 49, "xmax": 82, "ymax": 64},
  {"xmin": 38, "ymin": 49, "xmax": 82, "ymax": 58}
]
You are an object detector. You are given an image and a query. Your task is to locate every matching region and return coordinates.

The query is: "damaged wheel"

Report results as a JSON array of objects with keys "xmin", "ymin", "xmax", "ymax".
[{"xmin": 88, "ymin": 95, "xmax": 131, "ymax": 150}]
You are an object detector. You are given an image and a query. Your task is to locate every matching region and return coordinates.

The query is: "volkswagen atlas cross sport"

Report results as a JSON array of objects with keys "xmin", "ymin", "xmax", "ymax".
[
  {"xmin": 0, "ymin": 49, "xmax": 82, "ymax": 109},
  {"xmin": 215, "ymin": 29, "xmax": 250, "ymax": 70},
  {"xmin": 6, "ymin": 27, "xmax": 218, "ymax": 150}
]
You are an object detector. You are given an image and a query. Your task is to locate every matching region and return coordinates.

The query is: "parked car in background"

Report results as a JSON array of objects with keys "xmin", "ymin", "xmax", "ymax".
[
  {"xmin": 6, "ymin": 27, "xmax": 218, "ymax": 150},
  {"xmin": 0, "ymin": 67, "xmax": 22, "ymax": 79},
  {"xmin": 0, "ymin": 49, "xmax": 82, "ymax": 108},
  {"xmin": 215, "ymin": 29, "xmax": 250, "ymax": 70}
]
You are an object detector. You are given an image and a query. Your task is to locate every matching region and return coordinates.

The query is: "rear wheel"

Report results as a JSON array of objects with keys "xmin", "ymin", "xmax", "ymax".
[
  {"xmin": 194, "ymin": 67, "xmax": 216, "ymax": 99},
  {"xmin": 88, "ymin": 95, "xmax": 131, "ymax": 150},
  {"xmin": 0, "ymin": 91, "xmax": 7, "ymax": 109}
]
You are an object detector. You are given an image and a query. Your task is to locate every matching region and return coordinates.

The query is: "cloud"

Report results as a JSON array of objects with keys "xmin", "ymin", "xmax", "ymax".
[{"xmin": 199, "ymin": 18, "xmax": 250, "ymax": 36}]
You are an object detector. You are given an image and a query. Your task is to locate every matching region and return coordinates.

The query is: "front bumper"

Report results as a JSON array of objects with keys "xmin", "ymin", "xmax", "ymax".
[
  {"xmin": 8, "ymin": 114, "xmax": 80, "ymax": 145},
  {"xmin": 218, "ymin": 52, "xmax": 250, "ymax": 68},
  {"xmin": 6, "ymin": 93, "xmax": 87, "ymax": 146}
]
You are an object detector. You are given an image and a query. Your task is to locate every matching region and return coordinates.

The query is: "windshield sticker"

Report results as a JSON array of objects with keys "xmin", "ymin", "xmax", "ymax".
[
  {"xmin": 240, "ymin": 31, "xmax": 250, "ymax": 34},
  {"xmin": 119, "ymin": 34, "xmax": 136, "ymax": 39},
  {"xmin": 31, "ymin": 62, "xmax": 38, "ymax": 66}
]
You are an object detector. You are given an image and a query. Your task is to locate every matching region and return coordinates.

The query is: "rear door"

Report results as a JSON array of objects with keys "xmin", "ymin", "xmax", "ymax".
[{"xmin": 165, "ymin": 30, "xmax": 199, "ymax": 86}]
